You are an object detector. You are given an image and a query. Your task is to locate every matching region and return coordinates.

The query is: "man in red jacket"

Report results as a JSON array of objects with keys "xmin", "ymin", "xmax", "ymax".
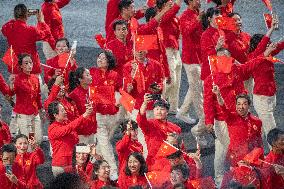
[
  {"xmin": 178, "ymin": 0, "xmax": 203, "ymax": 125},
  {"xmin": 1, "ymin": 3, "xmax": 52, "ymax": 74}
]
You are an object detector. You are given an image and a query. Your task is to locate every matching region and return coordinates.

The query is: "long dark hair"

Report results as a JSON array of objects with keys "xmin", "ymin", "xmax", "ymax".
[
  {"xmin": 97, "ymin": 50, "xmax": 116, "ymax": 70},
  {"xmin": 125, "ymin": 152, "xmax": 148, "ymax": 176},
  {"xmin": 248, "ymin": 34, "xmax": 266, "ymax": 53},
  {"xmin": 47, "ymin": 101, "xmax": 60, "ymax": 123},
  {"xmin": 68, "ymin": 67, "xmax": 86, "ymax": 92},
  {"xmin": 92, "ymin": 159, "xmax": 109, "ymax": 180},
  {"xmin": 202, "ymin": 7, "xmax": 220, "ymax": 30},
  {"xmin": 72, "ymin": 143, "xmax": 91, "ymax": 171}
]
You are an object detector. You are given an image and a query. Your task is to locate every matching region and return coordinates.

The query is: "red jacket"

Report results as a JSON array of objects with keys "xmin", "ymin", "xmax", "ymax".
[
  {"xmin": 15, "ymin": 148, "xmax": 45, "ymax": 189},
  {"xmin": 221, "ymin": 105, "xmax": 263, "ymax": 167},
  {"xmin": 180, "ymin": 8, "xmax": 203, "ymax": 64},
  {"xmin": 68, "ymin": 85, "xmax": 88, "ymax": 115},
  {"xmin": 0, "ymin": 73, "xmax": 11, "ymax": 96},
  {"xmin": 159, "ymin": 4, "xmax": 180, "ymax": 49},
  {"xmin": 44, "ymin": 55, "xmax": 78, "ymax": 84},
  {"xmin": 90, "ymin": 179, "xmax": 117, "ymax": 189},
  {"xmin": 0, "ymin": 121, "xmax": 11, "ymax": 149},
  {"xmin": 1, "ymin": 20, "xmax": 52, "ymax": 74},
  {"xmin": 64, "ymin": 162, "xmax": 93, "ymax": 184},
  {"xmin": 203, "ymin": 59, "xmax": 262, "ymax": 125},
  {"xmin": 116, "ymin": 134, "xmax": 143, "ymax": 174},
  {"xmin": 0, "ymin": 161, "xmax": 26, "ymax": 189},
  {"xmin": 106, "ymin": 38, "xmax": 133, "ymax": 80},
  {"xmin": 123, "ymin": 59, "xmax": 164, "ymax": 110},
  {"xmin": 44, "ymin": 84, "xmax": 79, "ymax": 121},
  {"xmin": 118, "ymin": 172, "xmax": 148, "ymax": 189},
  {"xmin": 48, "ymin": 115, "xmax": 96, "ymax": 167},
  {"xmin": 41, "ymin": 0, "xmax": 70, "ymax": 41},
  {"xmin": 12, "ymin": 72, "xmax": 42, "ymax": 115},
  {"xmin": 136, "ymin": 112, "xmax": 181, "ymax": 167},
  {"xmin": 218, "ymin": 0, "xmax": 236, "ymax": 16},
  {"xmin": 90, "ymin": 67, "xmax": 121, "ymax": 115},
  {"xmin": 265, "ymin": 151, "xmax": 284, "ymax": 188},
  {"xmin": 247, "ymin": 36, "xmax": 270, "ymax": 60}
]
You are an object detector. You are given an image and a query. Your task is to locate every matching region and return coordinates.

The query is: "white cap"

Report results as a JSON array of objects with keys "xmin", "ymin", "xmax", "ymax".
[{"xmin": 76, "ymin": 146, "xmax": 90, "ymax": 153}]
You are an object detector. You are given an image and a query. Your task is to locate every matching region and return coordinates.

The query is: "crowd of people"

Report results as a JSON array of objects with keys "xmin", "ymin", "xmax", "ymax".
[{"xmin": 0, "ymin": 0, "xmax": 284, "ymax": 188}]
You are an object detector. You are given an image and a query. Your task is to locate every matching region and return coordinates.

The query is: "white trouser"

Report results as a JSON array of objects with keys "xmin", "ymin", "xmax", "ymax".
[
  {"xmin": 10, "ymin": 113, "xmax": 42, "ymax": 144},
  {"xmin": 214, "ymin": 120, "xmax": 230, "ymax": 188},
  {"xmin": 253, "ymin": 94, "xmax": 276, "ymax": 141},
  {"xmin": 130, "ymin": 109, "xmax": 154, "ymax": 160},
  {"xmin": 95, "ymin": 113, "xmax": 118, "ymax": 179},
  {"xmin": 164, "ymin": 48, "xmax": 182, "ymax": 112},
  {"xmin": 52, "ymin": 166, "xmax": 65, "ymax": 177},
  {"xmin": 42, "ymin": 41, "xmax": 57, "ymax": 60},
  {"xmin": 79, "ymin": 134, "xmax": 95, "ymax": 144},
  {"xmin": 179, "ymin": 64, "xmax": 204, "ymax": 119}
]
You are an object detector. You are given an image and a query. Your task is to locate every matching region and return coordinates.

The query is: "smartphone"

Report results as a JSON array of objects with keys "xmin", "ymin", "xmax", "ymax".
[
  {"xmin": 29, "ymin": 132, "xmax": 35, "ymax": 140},
  {"xmin": 148, "ymin": 94, "xmax": 161, "ymax": 101},
  {"xmin": 5, "ymin": 165, "xmax": 12, "ymax": 175},
  {"xmin": 28, "ymin": 9, "xmax": 39, "ymax": 15}
]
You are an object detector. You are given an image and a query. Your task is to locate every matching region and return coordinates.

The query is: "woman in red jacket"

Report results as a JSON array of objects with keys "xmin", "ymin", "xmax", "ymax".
[
  {"xmin": 9, "ymin": 53, "xmax": 44, "ymax": 144},
  {"xmin": 90, "ymin": 160, "xmax": 117, "ymax": 188},
  {"xmin": 118, "ymin": 152, "xmax": 148, "ymax": 189},
  {"xmin": 14, "ymin": 134, "xmax": 44, "ymax": 189},
  {"xmin": 47, "ymin": 100, "xmax": 96, "ymax": 176}
]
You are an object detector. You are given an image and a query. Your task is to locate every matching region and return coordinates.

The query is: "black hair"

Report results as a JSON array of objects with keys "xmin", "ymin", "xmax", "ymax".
[
  {"xmin": 46, "ymin": 172, "xmax": 83, "ymax": 189},
  {"xmin": 171, "ymin": 164, "xmax": 190, "ymax": 180},
  {"xmin": 13, "ymin": 134, "xmax": 28, "ymax": 144},
  {"xmin": 216, "ymin": 47, "xmax": 231, "ymax": 55},
  {"xmin": 248, "ymin": 34, "xmax": 265, "ymax": 53},
  {"xmin": 18, "ymin": 53, "xmax": 32, "ymax": 66},
  {"xmin": 44, "ymin": 0, "xmax": 53, "ymax": 2},
  {"xmin": 173, "ymin": 183, "xmax": 186, "ymax": 189},
  {"xmin": 112, "ymin": 19, "xmax": 128, "ymax": 31},
  {"xmin": 48, "ymin": 101, "xmax": 60, "ymax": 123},
  {"xmin": 129, "ymin": 186, "xmax": 143, "ymax": 189},
  {"xmin": 267, "ymin": 128, "xmax": 284, "ymax": 146},
  {"xmin": 153, "ymin": 99, "xmax": 170, "ymax": 110},
  {"xmin": 145, "ymin": 7, "xmax": 157, "ymax": 22},
  {"xmin": 118, "ymin": 0, "xmax": 134, "ymax": 12},
  {"xmin": 1, "ymin": 144, "xmax": 17, "ymax": 154},
  {"xmin": 92, "ymin": 159, "xmax": 109, "ymax": 180},
  {"xmin": 125, "ymin": 152, "xmax": 148, "ymax": 176},
  {"xmin": 68, "ymin": 67, "xmax": 86, "ymax": 92},
  {"xmin": 56, "ymin": 38, "xmax": 70, "ymax": 49},
  {"xmin": 202, "ymin": 7, "xmax": 220, "ymax": 30},
  {"xmin": 14, "ymin": 4, "xmax": 28, "ymax": 19},
  {"xmin": 228, "ymin": 12, "xmax": 242, "ymax": 19},
  {"xmin": 166, "ymin": 150, "xmax": 183, "ymax": 159},
  {"xmin": 72, "ymin": 143, "xmax": 91, "ymax": 171},
  {"xmin": 47, "ymin": 77, "xmax": 56, "ymax": 92},
  {"xmin": 156, "ymin": 0, "xmax": 168, "ymax": 9},
  {"xmin": 184, "ymin": 0, "xmax": 192, "ymax": 5},
  {"xmin": 211, "ymin": 0, "xmax": 222, "ymax": 6},
  {"xmin": 97, "ymin": 50, "xmax": 116, "ymax": 70},
  {"xmin": 236, "ymin": 94, "xmax": 251, "ymax": 106},
  {"xmin": 119, "ymin": 119, "xmax": 138, "ymax": 133}
]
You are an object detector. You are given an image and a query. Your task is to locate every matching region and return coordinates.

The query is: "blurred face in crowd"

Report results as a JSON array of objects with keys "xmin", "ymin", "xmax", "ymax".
[
  {"xmin": 76, "ymin": 152, "xmax": 89, "ymax": 166},
  {"xmin": 128, "ymin": 155, "xmax": 141, "ymax": 175},
  {"xmin": 1, "ymin": 152, "xmax": 16, "ymax": 166},
  {"xmin": 114, "ymin": 24, "xmax": 128, "ymax": 41},
  {"xmin": 123, "ymin": 3, "xmax": 135, "ymax": 18},
  {"xmin": 57, "ymin": 85, "xmax": 66, "ymax": 98},
  {"xmin": 15, "ymin": 137, "xmax": 29, "ymax": 154},
  {"xmin": 80, "ymin": 69, "xmax": 92, "ymax": 86},
  {"xmin": 217, "ymin": 49, "xmax": 231, "ymax": 57},
  {"xmin": 232, "ymin": 14, "xmax": 242, "ymax": 31},
  {"xmin": 209, "ymin": 13, "xmax": 221, "ymax": 28},
  {"xmin": 135, "ymin": 50, "xmax": 147, "ymax": 61},
  {"xmin": 20, "ymin": 56, "xmax": 33, "ymax": 74},
  {"xmin": 153, "ymin": 106, "xmax": 168, "ymax": 121},
  {"xmin": 97, "ymin": 53, "xmax": 109, "ymax": 70},
  {"xmin": 236, "ymin": 97, "xmax": 249, "ymax": 117},
  {"xmin": 170, "ymin": 169, "xmax": 186, "ymax": 186},
  {"xmin": 190, "ymin": 0, "xmax": 201, "ymax": 10},
  {"xmin": 54, "ymin": 104, "xmax": 67, "ymax": 122},
  {"xmin": 96, "ymin": 161, "xmax": 111, "ymax": 181},
  {"xmin": 128, "ymin": 121, "xmax": 138, "ymax": 140},
  {"xmin": 55, "ymin": 40, "xmax": 69, "ymax": 55},
  {"xmin": 273, "ymin": 134, "xmax": 284, "ymax": 150},
  {"xmin": 221, "ymin": 0, "xmax": 231, "ymax": 5}
]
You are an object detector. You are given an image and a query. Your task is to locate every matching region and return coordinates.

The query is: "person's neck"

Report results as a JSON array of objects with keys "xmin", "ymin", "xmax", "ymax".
[
  {"xmin": 99, "ymin": 67, "xmax": 108, "ymax": 72},
  {"xmin": 121, "ymin": 13, "xmax": 130, "ymax": 21},
  {"xmin": 117, "ymin": 37, "xmax": 126, "ymax": 44},
  {"xmin": 81, "ymin": 83, "xmax": 89, "ymax": 90},
  {"xmin": 136, "ymin": 58, "xmax": 145, "ymax": 63},
  {"xmin": 241, "ymin": 112, "xmax": 249, "ymax": 118},
  {"xmin": 98, "ymin": 176, "xmax": 108, "ymax": 182},
  {"xmin": 22, "ymin": 70, "xmax": 31, "ymax": 75}
]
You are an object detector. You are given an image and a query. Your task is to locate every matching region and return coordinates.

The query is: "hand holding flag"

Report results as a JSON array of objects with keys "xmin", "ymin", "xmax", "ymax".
[
  {"xmin": 94, "ymin": 34, "xmax": 106, "ymax": 49},
  {"xmin": 2, "ymin": 46, "xmax": 18, "ymax": 74}
]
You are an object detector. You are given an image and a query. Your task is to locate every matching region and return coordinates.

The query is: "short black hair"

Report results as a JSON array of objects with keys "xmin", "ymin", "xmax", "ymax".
[
  {"xmin": 92, "ymin": 159, "xmax": 109, "ymax": 180},
  {"xmin": 145, "ymin": 7, "xmax": 157, "ymax": 22},
  {"xmin": 166, "ymin": 150, "xmax": 183, "ymax": 159},
  {"xmin": 118, "ymin": 0, "xmax": 133, "ymax": 12},
  {"xmin": 18, "ymin": 53, "xmax": 32, "ymax": 66},
  {"xmin": 171, "ymin": 164, "xmax": 190, "ymax": 180},
  {"xmin": 112, "ymin": 19, "xmax": 128, "ymax": 31},
  {"xmin": 211, "ymin": 0, "xmax": 222, "ymax": 6},
  {"xmin": 202, "ymin": 7, "xmax": 220, "ymax": 30},
  {"xmin": 97, "ymin": 50, "xmax": 116, "ymax": 70},
  {"xmin": 125, "ymin": 152, "xmax": 147, "ymax": 176},
  {"xmin": 153, "ymin": 99, "xmax": 170, "ymax": 110},
  {"xmin": 228, "ymin": 12, "xmax": 242, "ymax": 19},
  {"xmin": 249, "ymin": 34, "xmax": 266, "ymax": 53},
  {"xmin": 267, "ymin": 128, "xmax": 284, "ymax": 146},
  {"xmin": 68, "ymin": 67, "xmax": 86, "ymax": 92},
  {"xmin": 236, "ymin": 94, "xmax": 251, "ymax": 106},
  {"xmin": 44, "ymin": 0, "xmax": 53, "ymax": 2},
  {"xmin": 13, "ymin": 134, "xmax": 28, "ymax": 144},
  {"xmin": 173, "ymin": 183, "xmax": 186, "ymax": 189},
  {"xmin": 14, "ymin": 4, "xmax": 28, "ymax": 19},
  {"xmin": 46, "ymin": 172, "xmax": 83, "ymax": 189},
  {"xmin": 156, "ymin": 0, "xmax": 168, "ymax": 9},
  {"xmin": 48, "ymin": 101, "xmax": 60, "ymax": 123},
  {"xmin": 56, "ymin": 38, "xmax": 70, "ymax": 49},
  {"xmin": 119, "ymin": 119, "xmax": 138, "ymax": 133},
  {"xmin": 1, "ymin": 144, "xmax": 17, "ymax": 154}
]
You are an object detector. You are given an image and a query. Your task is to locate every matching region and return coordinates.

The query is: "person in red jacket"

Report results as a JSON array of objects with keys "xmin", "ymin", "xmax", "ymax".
[
  {"xmin": 265, "ymin": 128, "xmax": 284, "ymax": 188},
  {"xmin": 116, "ymin": 120, "xmax": 143, "ymax": 174},
  {"xmin": 168, "ymin": 164, "xmax": 194, "ymax": 189},
  {"xmin": 0, "ymin": 144, "xmax": 26, "ymax": 189},
  {"xmin": 178, "ymin": 0, "xmax": 203, "ymax": 125},
  {"xmin": 137, "ymin": 95, "xmax": 181, "ymax": 167},
  {"xmin": 8, "ymin": 54, "xmax": 44, "ymax": 144},
  {"xmin": 157, "ymin": 0, "xmax": 182, "ymax": 114},
  {"xmin": 1, "ymin": 3, "xmax": 52, "ymax": 74},
  {"xmin": 212, "ymin": 86, "xmax": 263, "ymax": 167},
  {"xmin": 211, "ymin": 0, "xmax": 237, "ymax": 16},
  {"xmin": 118, "ymin": 152, "xmax": 148, "ymax": 189},
  {"xmin": 14, "ymin": 134, "xmax": 44, "ymax": 189},
  {"xmin": 0, "ymin": 104, "xmax": 12, "ymax": 149},
  {"xmin": 90, "ymin": 160, "xmax": 117, "ymax": 188},
  {"xmin": 41, "ymin": 0, "xmax": 71, "ymax": 59},
  {"xmin": 47, "ymin": 100, "xmax": 96, "ymax": 176}
]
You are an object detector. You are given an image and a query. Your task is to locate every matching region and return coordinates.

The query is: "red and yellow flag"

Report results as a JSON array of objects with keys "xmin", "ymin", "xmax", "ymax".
[
  {"xmin": 94, "ymin": 34, "xmax": 106, "ymax": 49},
  {"xmin": 190, "ymin": 177, "xmax": 216, "ymax": 189},
  {"xmin": 145, "ymin": 171, "xmax": 169, "ymax": 186},
  {"xmin": 119, "ymin": 89, "xmax": 135, "ymax": 113},
  {"xmin": 89, "ymin": 86, "xmax": 115, "ymax": 105},
  {"xmin": 263, "ymin": 13, "xmax": 272, "ymax": 29},
  {"xmin": 262, "ymin": 0, "xmax": 273, "ymax": 11},
  {"xmin": 208, "ymin": 55, "xmax": 234, "ymax": 74},
  {"xmin": 215, "ymin": 16, "xmax": 238, "ymax": 32},
  {"xmin": 136, "ymin": 35, "xmax": 159, "ymax": 51},
  {"xmin": 2, "ymin": 46, "xmax": 18, "ymax": 73},
  {"xmin": 57, "ymin": 52, "xmax": 70, "ymax": 68},
  {"xmin": 156, "ymin": 140, "xmax": 178, "ymax": 157},
  {"xmin": 243, "ymin": 147, "xmax": 264, "ymax": 166}
]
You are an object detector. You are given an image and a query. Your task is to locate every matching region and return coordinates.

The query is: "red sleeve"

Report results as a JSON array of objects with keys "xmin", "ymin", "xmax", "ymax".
[
  {"xmin": 116, "ymin": 134, "xmax": 131, "ymax": 153},
  {"xmin": 203, "ymin": 77, "xmax": 216, "ymax": 125},
  {"xmin": 35, "ymin": 22, "xmax": 56, "ymax": 49},
  {"xmin": 76, "ymin": 115, "xmax": 97, "ymax": 135},
  {"xmin": 136, "ymin": 112, "xmax": 151, "ymax": 135},
  {"xmin": 49, "ymin": 116, "xmax": 85, "ymax": 139},
  {"xmin": 134, "ymin": 10, "xmax": 145, "ymax": 20},
  {"xmin": 238, "ymin": 57, "xmax": 263, "ymax": 81},
  {"xmin": 56, "ymin": 0, "xmax": 71, "ymax": 9},
  {"xmin": 36, "ymin": 77, "xmax": 42, "ymax": 110},
  {"xmin": 201, "ymin": 32, "xmax": 217, "ymax": 57},
  {"xmin": 160, "ymin": 4, "xmax": 180, "ymax": 24},
  {"xmin": 137, "ymin": 19, "xmax": 159, "ymax": 35},
  {"xmin": 0, "ymin": 122, "xmax": 11, "ymax": 144},
  {"xmin": 0, "ymin": 73, "xmax": 10, "ymax": 96},
  {"xmin": 31, "ymin": 148, "xmax": 45, "ymax": 165},
  {"xmin": 219, "ymin": 104, "xmax": 234, "ymax": 122},
  {"xmin": 248, "ymin": 36, "xmax": 270, "ymax": 60},
  {"xmin": 225, "ymin": 31, "xmax": 248, "ymax": 63},
  {"xmin": 44, "ymin": 84, "xmax": 60, "ymax": 110},
  {"xmin": 105, "ymin": 0, "xmax": 120, "ymax": 34},
  {"xmin": 180, "ymin": 14, "xmax": 201, "ymax": 36},
  {"xmin": 271, "ymin": 40, "xmax": 284, "ymax": 56}
]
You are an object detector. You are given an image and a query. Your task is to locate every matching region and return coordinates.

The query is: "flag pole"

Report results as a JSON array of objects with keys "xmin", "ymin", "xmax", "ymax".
[
  {"xmin": 10, "ymin": 45, "xmax": 14, "ymax": 74},
  {"xmin": 64, "ymin": 41, "xmax": 77, "ymax": 72},
  {"xmin": 40, "ymin": 63, "xmax": 57, "ymax": 69},
  {"xmin": 144, "ymin": 173, "xmax": 153, "ymax": 189}
]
